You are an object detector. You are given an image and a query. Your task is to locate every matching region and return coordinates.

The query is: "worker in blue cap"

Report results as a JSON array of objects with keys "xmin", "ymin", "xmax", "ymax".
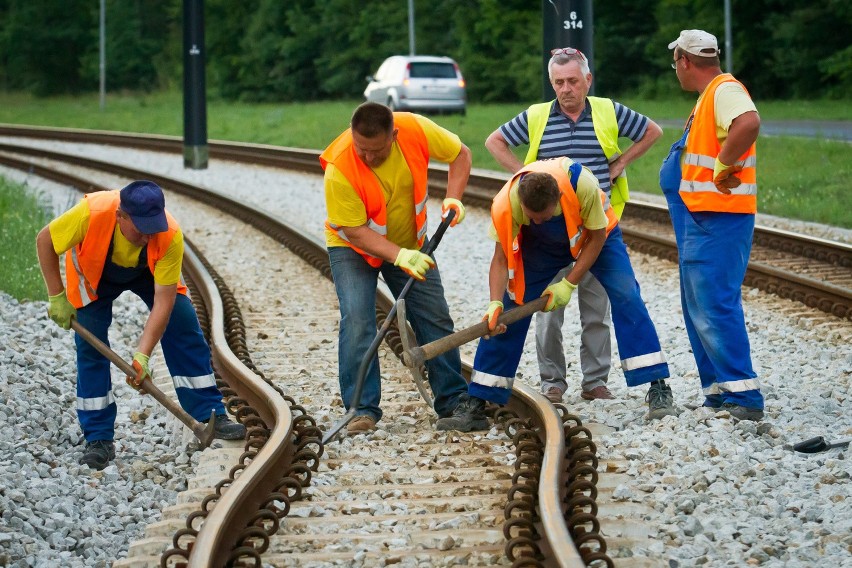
[{"xmin": 36, "ymin": 181, "xmax": 245, "ymax": 471}]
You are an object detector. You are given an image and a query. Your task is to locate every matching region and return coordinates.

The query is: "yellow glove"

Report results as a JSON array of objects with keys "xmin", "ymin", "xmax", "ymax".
[
  {"xmin": 713, "ymin": 157, "xmax": 742, "ymax": 194},
  {"xmin": 126, "ymin": 352, "xmax": 151, "ymax": 390},
  {"xmin": 394, "ymin": 248, "xmax": 435, "ymax": 281},
  {"xmin": 483, "ymin": 300, "xmax": 503, "ymax": 332},
  {"xmin": 441, "ymin": 198, "xmax": 466, "ymax": 226},
  {"xmin": 542, "ymin": 279, "xmax": 577, "ymax": 312},
  {"xmin": 47, "ymin": 290, "xmax": 77, "ymax": 330}
]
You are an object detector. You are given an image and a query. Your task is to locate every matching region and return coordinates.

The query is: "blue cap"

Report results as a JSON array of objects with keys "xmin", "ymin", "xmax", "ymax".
[{"xmin": 119, "ymin": 181, "xmax": 168, "ymax": 234}]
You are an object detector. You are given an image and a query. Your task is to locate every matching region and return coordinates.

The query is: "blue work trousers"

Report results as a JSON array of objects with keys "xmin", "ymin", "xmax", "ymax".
[
  {"xmin": 471, "ymin": 224, "xmax": 670, "ymax": 405},
  {"xmin": 328, "ymin": 244, "xmax": 467, "ymax": 423},
  {"xmin": 75, "ymin": 274, "xmax": 225, "ymax": 442},
  {"xmin": 659, "ymin": 130, "xmax": 763, "ymax": 409}
]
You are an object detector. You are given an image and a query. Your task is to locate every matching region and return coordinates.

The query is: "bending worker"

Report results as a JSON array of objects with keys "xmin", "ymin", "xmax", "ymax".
[
  {"xmin": 661, "ymin": 30, "xmax": 764, "ymax": 420},
  {"xmin": 485, "ymin": 47, "xmax": 662, "ymax": 404},
  {"xmin": 321, "ymin": 102, "xmax": 489, "ymax": 434},
  {"xmin": 469, "ymin": 157, "xmax": 678, "ymax": 420},
  {"xmin": 36, "ymin": 180, "xmax": 245, "ymax": 471}
]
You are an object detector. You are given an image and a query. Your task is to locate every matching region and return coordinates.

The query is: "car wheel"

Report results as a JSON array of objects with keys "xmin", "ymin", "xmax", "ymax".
[{"xmin": 386, "ymin": 98, "xmax": 396, "ymax": 111}]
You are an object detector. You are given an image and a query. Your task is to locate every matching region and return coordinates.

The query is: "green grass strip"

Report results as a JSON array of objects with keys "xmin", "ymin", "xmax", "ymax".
[{"xmin": 0, "ymin": 177, "xmax": 52, "ymax": 301}]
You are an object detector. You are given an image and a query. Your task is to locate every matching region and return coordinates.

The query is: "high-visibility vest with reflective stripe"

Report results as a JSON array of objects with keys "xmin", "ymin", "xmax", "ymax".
[
  {"xmin": 492, "ymin": 158, "xmax": 618, "ymax": 303},
  {"xmin": 64, "ymin": 191, "xmax": 187, "ymax": 308},
  {"xmin": 681, "ymin": 73, "xmax": 757, "ymax": 213},
  {"xmin": 524, "ymin": 96, "xmax": 629, "ymax": 219},
  {"xmin": 319, "ymin": 113, "xmax": 430, "ymax": 267}
]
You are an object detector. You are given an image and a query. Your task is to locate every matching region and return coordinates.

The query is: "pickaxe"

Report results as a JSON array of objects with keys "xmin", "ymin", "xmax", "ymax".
[
  {"xmin": 322, "ymin": 211, "xmax": 455, "ymax": 445},
  {"xmin": 400, "ymin": 296, "xmax": 549, "ymax": 372},
  {"xmin": 71, "ymin": 319, "xmax": 216, "ymax": 448}
]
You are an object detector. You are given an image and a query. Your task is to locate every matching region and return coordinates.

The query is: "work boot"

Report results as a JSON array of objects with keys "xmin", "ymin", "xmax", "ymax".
[
  {"xmin": 543, "ymin": 387, "xmax": 564, "ymax": 404},
  {"xmin": 205, "ymin": 413, "xmax": 246, "ymax": 440},
  {"xmin": 79, "ymin": 440, "xmax": 115, "ymax": 470},
  {"xmin": 645, "ymin": 381, "xmax": 679, "ymax": 420},
  {"xmin": 347, "ymin": 415, "xmax": 377, "ymax": 434},
  {"xmin": 721, "ymin": 403, "xmax": 764, "ymax": 422},
  {"xmin": 436, "ymin": 394, "xmax": 490, "ymax": 432}
]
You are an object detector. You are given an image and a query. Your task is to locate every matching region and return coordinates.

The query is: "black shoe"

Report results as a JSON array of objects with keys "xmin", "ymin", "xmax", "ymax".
[
  {"xmin": 205, "ymin": 413, "xmax": 246, "ymax": 440},
  {"xmin": 721, "ymin": 403, "xmax": 764, "ymax": 422},
  {"xmin": 80, "ymin": 440, "xmax": 115, "ymax": 470},
  {"xmin": 436, "ymin": 394, "xmax": 490, "ymax": 432},
  {"xmin": 645, "ymin": 381, "xmax": 679, "ymax": 420}
]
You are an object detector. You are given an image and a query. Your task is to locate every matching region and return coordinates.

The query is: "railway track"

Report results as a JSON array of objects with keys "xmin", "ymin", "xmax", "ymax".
[
  {"xmin": 3, "ymin": 155, "xmax": 629, "ymax": 566},
  {"xmin": 0, "ymin": 123, "xmax": 849, "ymax": 320},
  {"xmin": 1, "ymin": 129, "xmax": 849, "ymax": 567}
]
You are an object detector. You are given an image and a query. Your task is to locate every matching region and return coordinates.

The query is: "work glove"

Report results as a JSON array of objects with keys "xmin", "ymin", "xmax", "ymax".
[
  {"xmin": 441, "ymin": 198, "xmax": 466, "ymax": 226},
  {"xmin": 542, "ymin": 279, "xmax": 577, "ymax": 312},
  {"xmin": 713, "ymin": 157, "xmax": 742, "ymax": 194},
  {"xmin": 483, "ymin": 300, "xmax": 504, "ymax": 332},
  {"xmin": 394, "ymin": 248, "xmax": 435, "ymax": 281},
  {"xmin": 126, "ymin": 352, "xmax": 151, "ymax": 391},
  {"xmin": 47, "ymin": 290, "xmax": 76, "ymax": 330}
]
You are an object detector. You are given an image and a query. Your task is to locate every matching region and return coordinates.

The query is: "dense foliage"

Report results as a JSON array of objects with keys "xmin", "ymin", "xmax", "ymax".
[{"xmin": 0, "ymin": 0, "xmax": 849, "ymax": 100}]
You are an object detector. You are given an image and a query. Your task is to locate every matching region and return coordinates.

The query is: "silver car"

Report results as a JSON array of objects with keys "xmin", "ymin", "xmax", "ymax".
[{"xmin": 364, "ymin": 55, "xmax": 466, "ymax": 115}]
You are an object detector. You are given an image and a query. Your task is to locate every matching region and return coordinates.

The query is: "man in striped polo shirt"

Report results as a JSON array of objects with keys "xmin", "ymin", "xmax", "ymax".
[{"xmin": 485, "ymin": 47, "xmax": 675, "ymax": 420}]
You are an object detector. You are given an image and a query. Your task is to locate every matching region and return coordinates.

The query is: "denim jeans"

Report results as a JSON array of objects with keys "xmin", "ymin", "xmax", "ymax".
[{"xmin": 328, "ymin": 244, "xmax": 467, "ymax": 422}]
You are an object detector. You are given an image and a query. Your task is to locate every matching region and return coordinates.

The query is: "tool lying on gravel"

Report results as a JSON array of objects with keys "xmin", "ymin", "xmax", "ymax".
[
  {"xmin": 401, "ymin": 296, "xmax": 549, "ymax": 371},
  {"xmin": 790, "ymin": 436, "xmax": 851, "ymax": 454},
  {"xmin": 322, "ymin": 211, "xmax": 455, "ymax": 445},
  {"xmin": 70, "ymin": 319, "xmax": 216, "ymax": 448}
]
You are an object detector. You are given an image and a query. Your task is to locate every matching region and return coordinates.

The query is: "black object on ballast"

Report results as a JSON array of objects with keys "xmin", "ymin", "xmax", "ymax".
[{"xmin": 791, "ymin": 436, "xmax": 851, "ymax": 454}]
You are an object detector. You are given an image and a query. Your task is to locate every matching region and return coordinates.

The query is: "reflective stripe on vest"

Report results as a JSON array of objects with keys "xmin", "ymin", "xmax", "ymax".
[
  {"xmin": 64, "ymin": 191, "xmax": 187, "ymax": 308},
  {"xmin": 680, "ymin": 74, "xmax": 757, "ymax": 213},
  {"xmin": 524, "ymin": 97, "xmax": 629, "ymax": 219},
  {"xmin": 319, "ymin": 113, "xmax": 430, "ymax": 268},
  {"xmin": 492, "ymin": 158, "xmax": 618, "ymax": 303}
]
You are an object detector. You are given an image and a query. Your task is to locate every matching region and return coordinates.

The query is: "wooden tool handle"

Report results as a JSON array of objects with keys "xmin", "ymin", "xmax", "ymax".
[{"xmin": 413, "ymin": 296, "xmax": 548, "ymax": 365}]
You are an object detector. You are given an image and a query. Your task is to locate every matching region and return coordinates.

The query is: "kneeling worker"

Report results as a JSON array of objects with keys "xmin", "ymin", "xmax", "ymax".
[
  {"xmin": 469, "ymin": 158, "xmax": 678, "ymax": 420},
  {"xmin": 36, "ymin": 181, "xmax": 246, "ymax": 471}
]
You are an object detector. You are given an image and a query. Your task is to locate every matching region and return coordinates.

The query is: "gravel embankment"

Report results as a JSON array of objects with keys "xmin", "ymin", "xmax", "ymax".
[{"xmin": 0, "ymin": 140, "xmax": 849, "ymax": 567}]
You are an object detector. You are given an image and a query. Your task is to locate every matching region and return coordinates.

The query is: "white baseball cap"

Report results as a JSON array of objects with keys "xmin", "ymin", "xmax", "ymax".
[{"xmin": 667, "ymin": 29, "xmax": 720, "ymax": 56}]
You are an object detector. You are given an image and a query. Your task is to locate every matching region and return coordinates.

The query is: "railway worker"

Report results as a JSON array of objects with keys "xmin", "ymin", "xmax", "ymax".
[
  {"xmin": 36, "ymin": 180, "xmax": 246, "ymax": 471},
  {"xmin": 661, "ymin": 30, "xmax": 764, "ymax": 420},
  {"xmin": 320, "ymin": 102, "xmax": 489, "ymax": 434},
  {"xmin": 484, "ymin": 47, "xmax": 665, "ymax": 408},
  {"xmin": 469, "ymin": 157, "xmax": 677, "ymax": 420}
]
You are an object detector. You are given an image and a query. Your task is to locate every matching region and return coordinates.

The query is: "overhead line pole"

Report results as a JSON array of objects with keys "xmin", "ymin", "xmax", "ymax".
[
  {"xmin": 99, "ymin": 0, "xmax": 105, "ymax": 110},
  {"xmin": 408, "ymin": 0, "xmax": 416, "ymax": 55}
]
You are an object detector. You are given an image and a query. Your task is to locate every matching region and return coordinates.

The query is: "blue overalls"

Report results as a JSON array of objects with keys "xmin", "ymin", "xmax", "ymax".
[
  {"xmin": 470, "ymin": 198, "xmax": 670, "ymax": 405},
  {"xmin": 659, "ymin": 122, "xmax": 763, "ymax": 410},
  {"xmin": 74, "ymin": 242, "xmax": 226, "ymax": 442}
]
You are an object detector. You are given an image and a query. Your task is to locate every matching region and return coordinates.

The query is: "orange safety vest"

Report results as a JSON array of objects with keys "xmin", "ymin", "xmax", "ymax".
[
  {"xmin": 65, "ymin": 191, "xmax": 187, "ymax": 308},
  {"xmin": 492, "ymin": 158, "xmax": 618, "ymax": 303},
  {"xmin": 319, "ymin": 113, "xmax": 430, "ymax": 267},
  {"xmin": 680, "ymin": 73, "xmax": 757, "ymax": 213}
]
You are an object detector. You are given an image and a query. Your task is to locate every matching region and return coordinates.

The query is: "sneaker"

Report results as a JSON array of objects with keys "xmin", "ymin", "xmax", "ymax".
[
  {"xmin": 721, "ymin": 403, "xmax": 764, "ymax": 422},
  {"xmin": 347, "ymin": 415, "xmax": 376, "ymax": 434},
  {"xmin": 543, "ymin": 387, "xmax": 564, "ymax": 404},
  {"xmin": 80, "ymin": 440, "xmax": 115, "ymax": 470},
  {"xmin": 436, "ymin": 394, "xmax": 490, "ymax": 432},
  {"xmin": 205, "ymin": 413, "xmax": 247, "ymax": 440},
  {"xmin": 581, "ymin": 385, "xmax": 615, "ymax": 401},
  {"xmin": 645, "ymin": 381, "xmax": 679, "ymax": 420}
]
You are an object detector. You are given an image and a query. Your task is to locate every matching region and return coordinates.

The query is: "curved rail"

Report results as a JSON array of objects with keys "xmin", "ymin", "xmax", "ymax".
[{"xmin": 3, "ymin": 150, "xmax": 593, "ymax": 566}]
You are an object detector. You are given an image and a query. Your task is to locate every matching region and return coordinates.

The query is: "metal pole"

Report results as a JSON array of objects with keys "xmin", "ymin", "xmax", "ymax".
[
  {"xmin": 408, "ymin": 0, "xmax": 416, "ymax": 55},
  {"xmin": 99, "ymin": 0, "xmax": 105, "ymax": 110},
  {"xmin": 724, "ymin": 0, "xmax": 732, "ymax": 73},
  {"xmin": 542, "ymin": 0, "xmax": 594, "ymax": 100},
  {"xmin": 183, "ymin": 0, "xmax": 208, "ymax": 169}
]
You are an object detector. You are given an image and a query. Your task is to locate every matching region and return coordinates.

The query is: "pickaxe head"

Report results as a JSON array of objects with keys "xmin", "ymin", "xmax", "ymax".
[
  {"xmin": 193, "ymin": 410, "xmax": 217, "ymax": 448},
  {"xmin": 395, "ymin": 300, "xmax": 434, "ymax": 411}
]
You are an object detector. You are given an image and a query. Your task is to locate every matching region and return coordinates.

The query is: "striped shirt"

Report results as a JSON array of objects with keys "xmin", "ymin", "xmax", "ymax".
[{"xmin": 499, "ymin": 99, "xmax": 649, "ymax": 195}]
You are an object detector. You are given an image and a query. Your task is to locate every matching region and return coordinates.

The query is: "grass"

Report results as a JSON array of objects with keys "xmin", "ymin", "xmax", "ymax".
[
  {"xmin": 0, "ymin": 91, "xmax": 849, "ymax": 228},
  {"xmin": 0, "ymin": 177, "xmax": 52, "ymax": 301}
]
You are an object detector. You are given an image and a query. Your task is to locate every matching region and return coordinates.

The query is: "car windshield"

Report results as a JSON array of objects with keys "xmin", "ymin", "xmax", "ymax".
[{"xmin": 409, "ymin": 63, "xmax": 457, "ymax": 79}]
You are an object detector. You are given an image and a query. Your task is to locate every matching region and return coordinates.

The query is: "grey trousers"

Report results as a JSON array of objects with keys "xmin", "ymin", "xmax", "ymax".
[{"xmin": 535, "ymin": 268, "xmax": 612, "ymax": 393}]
